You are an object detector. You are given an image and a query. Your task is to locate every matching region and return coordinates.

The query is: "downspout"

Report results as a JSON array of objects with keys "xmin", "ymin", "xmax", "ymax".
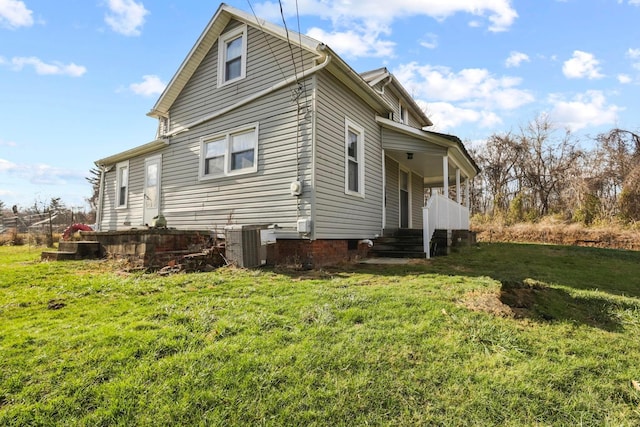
[
  {"xmin": 375, "ymin": 75, "xmax": 393, "ymax": 96},
  {"xmin": 165, "ymin": 50, "xmax": 332, "ymax": 137}
]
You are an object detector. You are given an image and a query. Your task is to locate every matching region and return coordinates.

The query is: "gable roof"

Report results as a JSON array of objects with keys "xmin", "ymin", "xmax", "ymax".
[
  {"xmin": 360, "ymin": 67, "xmax": 433, "ymax": 128},
  {"xmin": 149, "ymin": 3, "xmax": 320, "ymax": 118},
  {"xmin": 148, "ymin": 3, "xmax": 389, "ymax": 119}
]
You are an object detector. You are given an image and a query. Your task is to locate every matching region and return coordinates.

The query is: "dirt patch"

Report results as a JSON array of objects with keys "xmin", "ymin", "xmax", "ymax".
[
  {"xmin": 460, "ymin": 289, "xmax": 514, "ymax": 317},
  {"xmin": 47, "ymin": 299, "xmax": 66, "ymax": 310},
  {"xmin": 460, "ymin": 280, "xmax": 543, "ymax": 318}
]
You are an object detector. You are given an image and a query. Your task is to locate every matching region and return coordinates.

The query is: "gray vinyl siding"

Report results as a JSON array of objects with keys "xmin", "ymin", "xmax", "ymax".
[
  {"xmin": 411, "ymin": 171, "xmax": 423, "ymax": 228},
  {"xmin": 161, "ymin": 82, "xmax": 313, "ymax": 230},
  {"xmin": 384, "ymin": 156, "xmax": 399, "ymax": 231},
  {"xmin": 99, "ymin": 83, "xmax": 314, "ymax": 232},
  {"xmin": 100, "ymin": 156, "xmax": 146, "ymax": 230},
  {"xmin": 169, "ymin": 22, "xmax": 318, "ymax": 132},
  {"xmin": 313, "ymin": 71, "xmax": 384, "ymax": 239}
]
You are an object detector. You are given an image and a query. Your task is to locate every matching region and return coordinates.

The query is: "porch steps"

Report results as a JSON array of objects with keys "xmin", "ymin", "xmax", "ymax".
[
  {"xmin": 41, "ymin": 241, "xmax": 103, "ymax": 261},
  {"xmin": 370, "ymin": 229, "xmax": 445, "ymax": 258}
]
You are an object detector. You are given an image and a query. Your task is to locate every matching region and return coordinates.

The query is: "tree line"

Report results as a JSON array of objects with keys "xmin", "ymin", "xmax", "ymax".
[{"xmin": 469, "ymin": 115, "xmax": 640, "ymax": 225}]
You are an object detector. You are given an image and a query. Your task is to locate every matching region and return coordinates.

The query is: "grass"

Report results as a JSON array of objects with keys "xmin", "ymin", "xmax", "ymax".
[{"xmin": 1, "ymin": 243, "xmax": 640, "ymax": 425}]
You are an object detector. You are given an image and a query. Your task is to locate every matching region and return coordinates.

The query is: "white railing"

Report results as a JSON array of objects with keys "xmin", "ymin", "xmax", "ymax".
[{"xmin": 422, "ymin": 193, "xmax": 470, "ymax": 258}]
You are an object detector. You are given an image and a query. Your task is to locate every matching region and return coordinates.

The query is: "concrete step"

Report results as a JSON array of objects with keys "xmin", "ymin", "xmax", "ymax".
[
  {"xmin": 41, "ymin": 241, "xmax": 103, "ymax": 261},
  {"xmin": 41, "ymin": 251, "xmax": 78, "ymax": 261}
]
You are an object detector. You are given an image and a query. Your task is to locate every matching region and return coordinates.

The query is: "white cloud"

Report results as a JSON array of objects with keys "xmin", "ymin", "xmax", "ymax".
[
  {"xmin": 6, "ymin": 56, "xmax": 86, "ymax": 77},
  {"xmin": 424, "ymin": 101, "xmax": 502, "ymax": 131},
  {"xmin": 0, "ymin": 158, "xmax": 85, "ymax": 185},
  {"xmin": 0, "ymin": 138, "xmax": 17, "ymax": 147},
  {"xmin": 394, "ymin": 63, "xmax": 533, "ymax": 131},
  {"xmin": 618, "ymin": 74, "xmax": 632, "ymax": 84},
  {"xmin": 562, "ymin": 50, "xmax": 604, "ymax": 79},
  {"xmin": 104, "ymin": 0, "xmax": 148, "ymax": 36},
  {"xmin": 628, "ymin": 48, "xmax": 640, "ymax": 58},
  {"xmin": 548, "ymin": 90, "xmax": 621, "ymax": 131},
  {"xmin": 505, "ymin": 51, "xmax": 530, "ymax": 68},
  {"xmin": 0, "ymin": 0, "xmax": 33, "ymax": 29},
  {"xmin": 419, "ymin": 33, "xmax": 438, "ymax": 49},
  {"xmin": 129, "ymin": 75, "xmax": 166, "ymax": 96},
  {"xmin": 626, "ymin": 48, "xmax": 640, "ymax": 70},
  {"xmin": 393, "ymin": 62, "xmax": 535, "ymax": 110},
  {"xmin": 255, "ymin": 0, "xmax": 518, "ymax": 33},
  {"xmin": 0, "ymin": 158, "xmax": 17, "ymax": 173},
  {"xmin": 307, "ymin": 25, "xmax": 395, "ymax": 58}
]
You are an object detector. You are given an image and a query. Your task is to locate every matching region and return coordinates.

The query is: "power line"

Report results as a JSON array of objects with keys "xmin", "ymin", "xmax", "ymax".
[{"xmin": 246, "ymin": 0, "xmax": 288, "ymax": 81}]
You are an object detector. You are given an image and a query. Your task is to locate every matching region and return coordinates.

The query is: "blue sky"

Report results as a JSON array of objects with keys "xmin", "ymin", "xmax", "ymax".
[{"xmin": 1, "ymin": 0, "xmax": 639, "ymax": 210}]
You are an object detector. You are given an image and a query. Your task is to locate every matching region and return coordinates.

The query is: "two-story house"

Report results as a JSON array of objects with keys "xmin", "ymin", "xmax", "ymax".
[{"xmin": 94, "ymin": 3, "xmax": 479, "ymax": 266}]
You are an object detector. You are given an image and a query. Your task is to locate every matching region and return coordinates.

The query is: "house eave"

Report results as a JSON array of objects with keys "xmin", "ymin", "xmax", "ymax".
[{"xmin": 95, "ymin": 139, "xmax": 169, "ymax": 166}]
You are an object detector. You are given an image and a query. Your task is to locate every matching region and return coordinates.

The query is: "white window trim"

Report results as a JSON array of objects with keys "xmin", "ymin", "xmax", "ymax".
[
  {"xmin": 115, "ymin": 160, "xmax": 129, "ymax": 209},
  {"xmin": 399, "ymin": 101, "xmax": 408, "ymax": 124},
  {"xmin": 199, "ymin": 123, "xmax": 259, "ymax": 180},
  {"xmin": 217, "ymin": 25, "xmax": 248, "ymax": 87},
  {"xmin": 344, "ymin": 118, "xmax": 365, "ymax": 198}
]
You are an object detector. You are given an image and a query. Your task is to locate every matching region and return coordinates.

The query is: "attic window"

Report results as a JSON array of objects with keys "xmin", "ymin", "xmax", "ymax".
[
  {"xmin": 399, "ymin": 102, "xmax": 408, "ymax": 124},
  {"xmin": 218, "ymin": 25, "xmax": 247, "ymax": 86}
]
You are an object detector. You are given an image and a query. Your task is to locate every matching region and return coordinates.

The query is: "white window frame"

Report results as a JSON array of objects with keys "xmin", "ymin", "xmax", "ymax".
[
  {"xmin": 399, "ymin": 101, "xmax": 408, "ymax": 124},
  {"xmin": 217, "ymin": 25, "xmax": 247, "ymax": 87},
  {"xmin": 344, "ymin": 118, "xmax": 365, "ymax": 198},
  {"xmin": 115, "ymin": 160, "xmax": 129, "ymax": 209},
  {"xmin": 199, "ymin": 123, "xmax": 259, "ymax": 180}
]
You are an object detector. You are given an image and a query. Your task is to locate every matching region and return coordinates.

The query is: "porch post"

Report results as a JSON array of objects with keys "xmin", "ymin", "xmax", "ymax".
[
  {"xmin": 456, "ymin": 169, "xmax": 461, "ymax": 204},
  {"xmin": 442, "ymin": 156, "xmax": 449, "ymax": 199},
  {"xmin": 465, "ymin": 177, "xmax": 470, "ymax": 207}
]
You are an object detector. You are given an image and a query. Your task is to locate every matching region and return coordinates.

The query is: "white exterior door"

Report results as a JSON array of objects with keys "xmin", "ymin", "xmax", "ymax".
[{"xmin": 143, "ymin": 155, "xmax": 162, "ymax": 226}]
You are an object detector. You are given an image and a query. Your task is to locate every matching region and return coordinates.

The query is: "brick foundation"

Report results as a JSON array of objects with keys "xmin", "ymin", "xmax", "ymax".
[
  {"xmin": 267, "ymin": 239, "xmax": 370, "ymax": 267},
  {"xmin": 82, "ymin": 229, "xmax": 212, "ymax": 269},
  {"xmin": 82, "ymin": 229, "xmax": 371, "ymax": 269}
]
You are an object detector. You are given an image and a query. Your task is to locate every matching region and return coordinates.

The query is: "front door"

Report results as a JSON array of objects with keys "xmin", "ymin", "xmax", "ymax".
[
  {"xmin": 400, "ymin": 169, "xmax": 410, "ymax": 228},
  {"xmin": 143, "ymin": 155, "xmax": 161, "ymax": 226}
]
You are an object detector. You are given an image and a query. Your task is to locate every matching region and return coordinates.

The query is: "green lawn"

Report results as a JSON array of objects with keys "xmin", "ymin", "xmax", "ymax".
[{"xmin": 1, "ymin": 243, "xmax": 639, "ymax": 426}]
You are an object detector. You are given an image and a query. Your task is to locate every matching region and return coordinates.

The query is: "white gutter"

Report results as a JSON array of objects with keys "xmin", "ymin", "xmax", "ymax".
[
  {"xmin": 375, "ymin": 75, "xmax": 393, "ymax": 96},
  {"xmin": 165, "ymin": 52, "xmax": 332, "ymax": 137},
  {"xmin": 95, "ymin": 139, "xmax": 169, "ymax": 166}
]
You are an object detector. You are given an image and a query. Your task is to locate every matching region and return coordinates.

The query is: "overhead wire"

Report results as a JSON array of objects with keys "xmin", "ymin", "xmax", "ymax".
[{"xmin": 245, "ymin": 0, "xmax": 288, "ymax": 81}]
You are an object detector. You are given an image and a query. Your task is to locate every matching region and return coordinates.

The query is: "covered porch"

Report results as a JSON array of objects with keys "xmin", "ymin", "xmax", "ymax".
[{"xmin": 377, "ymin": 116, "xmax": 479, "ymax": 258}]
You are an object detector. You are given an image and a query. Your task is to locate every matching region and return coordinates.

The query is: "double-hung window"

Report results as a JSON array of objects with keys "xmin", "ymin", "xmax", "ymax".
[
  {"xmin": 344, "ymin": 119, "xmax": 365, "ymax": 197},
  {"xmin": 200, "ymin": 124, "xmax": 259, "ymax": 179},
  {"xmin": 116, "ymin": 161, "xmax": 129, "ymax": 208},
  {"xmin": 218, "ymin": 26, "xmax": 247, "ymax": 86}
]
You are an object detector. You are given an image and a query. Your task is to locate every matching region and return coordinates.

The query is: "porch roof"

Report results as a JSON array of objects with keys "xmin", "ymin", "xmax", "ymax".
[{"xmin": 377, "ymin": 116, "xmax": 480, "ymax": 182}]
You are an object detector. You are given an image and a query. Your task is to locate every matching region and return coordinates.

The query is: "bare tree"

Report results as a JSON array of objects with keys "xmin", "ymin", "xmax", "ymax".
[
  {"xmin": 473, "ymin": 132, "xmax": 524, "ymax": 216},
  {"xmin": 86, "ymin": 167, "xmax": 101, "ymax": 213},
  {"xmin": 518, "ymin": 115, "xmax": 582, "ymax": 217}
]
